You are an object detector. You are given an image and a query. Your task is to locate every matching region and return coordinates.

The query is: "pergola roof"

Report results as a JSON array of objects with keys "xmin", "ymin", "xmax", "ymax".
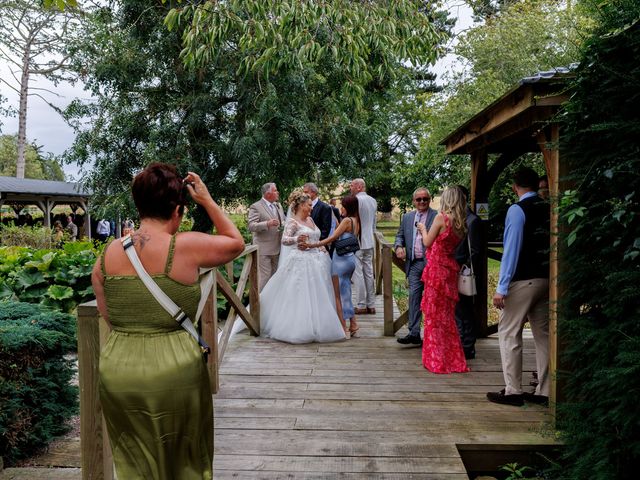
[
  {"xmin": 0, "ymin": 176, "xmax": 90, "ymax": 199},
  {"xmin": 440, "ymin": 68, "xmax": 574, "ymax": 155}
]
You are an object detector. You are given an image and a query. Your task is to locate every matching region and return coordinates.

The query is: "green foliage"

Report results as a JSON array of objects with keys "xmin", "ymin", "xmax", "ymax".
[
  {"xmin": 0, "ymin": 135, "xmax": 65, "ymax": 180},
  {"xmin": 0, "ymin": 301, "xmax": 78, "ymax": 465},
  {"xmin": 399, "ymin": 0, "xmax": 589, "ymax": 203},
  {"xmin": 500, "ymin": 462, "xmax": 535, "ymax": 479},
  {"xmin": 65, "ymin": 0, "xmax": 450, "ymax": 226},
  {"xmin": 554, "ymin": 4, "xmax": 640, "ymax": 478},
  {"xmin": 0, "ymin": 244, "xmax": 96, "ymax": 313},
  {"xmin": 0, "ymin": 224, "xmax": 63, "ymax": 250}
]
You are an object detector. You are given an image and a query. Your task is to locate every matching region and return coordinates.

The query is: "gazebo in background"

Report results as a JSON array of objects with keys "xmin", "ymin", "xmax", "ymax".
[
  {"xmin": 0, "ymin": 176, "xmax": 92, "ymax": 239},
  {"xmin": 439, "ymin": 68, "xmax": 573, "ymax": 415}
]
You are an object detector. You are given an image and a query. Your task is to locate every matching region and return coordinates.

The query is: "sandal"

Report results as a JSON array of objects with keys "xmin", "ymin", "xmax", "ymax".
[{"xmin": 349, "ymin": 324, "xmax": 360, "ymax": 338}]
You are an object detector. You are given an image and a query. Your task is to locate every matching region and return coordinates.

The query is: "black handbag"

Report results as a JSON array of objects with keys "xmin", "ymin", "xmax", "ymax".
[{"xmin": 334, "ymin": 219, "xmax": 360, "ymax": 256}]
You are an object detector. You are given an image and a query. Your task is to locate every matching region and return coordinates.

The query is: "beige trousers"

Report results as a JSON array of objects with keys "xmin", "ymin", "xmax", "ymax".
[
  {"xmin": 498, "ymin": 278, "xmax": 549, "ymax": 396},
  {"xmin": 258, "ymin": 254, "xmax": 279, "ymax": 292}
]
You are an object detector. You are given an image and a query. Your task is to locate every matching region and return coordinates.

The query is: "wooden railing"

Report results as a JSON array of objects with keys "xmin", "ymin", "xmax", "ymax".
[
  {"xmin": 374, "ymin": 231, "xmax": 404, "ymax": 336},
  {"xmin": 77, "ymin": 245, "xmax": 259, "ymax": 480}
]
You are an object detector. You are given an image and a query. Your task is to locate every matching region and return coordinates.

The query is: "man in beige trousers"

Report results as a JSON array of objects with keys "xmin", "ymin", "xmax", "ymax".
[
  {"xmin": 248, "ymin": 183, "xmax": 285, "ymax": 291},
  {"xmin": 487, "ymin": 168, "xmax": 550, "ymax": 407}
]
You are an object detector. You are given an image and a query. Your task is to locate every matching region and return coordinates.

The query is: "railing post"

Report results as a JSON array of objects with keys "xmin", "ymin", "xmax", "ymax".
[
  {"xmin": 249, "ymin": 247, "xmax": 260, "ymax": 335},
  {"xmin": 382, "ymin": 243, "xmax": 394, "ymax": 336},
  {"xmin": 202, "ymin": 280, "xmax": 219, "ymax": 394},
  {"xmin": 77, "ymin": 301, "xmax": 113, "ymax": 480}
]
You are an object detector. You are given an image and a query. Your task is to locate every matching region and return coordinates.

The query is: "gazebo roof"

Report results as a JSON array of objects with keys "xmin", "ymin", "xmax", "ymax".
[
  {"xmin": 440, "ymin": 67, "xmax": 574, "ymax": 155},
  {"xmin": 0, "ymin": 176, "xmax": 90, "ymax": 200}
]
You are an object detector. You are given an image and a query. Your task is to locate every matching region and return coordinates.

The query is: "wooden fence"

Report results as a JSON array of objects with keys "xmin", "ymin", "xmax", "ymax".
[{"xmin": 76, "ymin": 245, "xmax": 260, "ymax": 480}]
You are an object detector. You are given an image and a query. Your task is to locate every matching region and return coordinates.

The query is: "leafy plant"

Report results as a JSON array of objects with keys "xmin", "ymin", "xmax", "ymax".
[
  {"xmin": 554, "ymin": 4, "xmax": 640, "ymax": 479},
  {"xmin": 0, "ymin": 301, "xmax": 78, "ymax": 465},
  {"xmin": 0, "ymin": 244, "xmax": 97, "ymax": 312},
  {"xmin": 500, "ymin": 462, "xmax": 535, "ymax": 480}
]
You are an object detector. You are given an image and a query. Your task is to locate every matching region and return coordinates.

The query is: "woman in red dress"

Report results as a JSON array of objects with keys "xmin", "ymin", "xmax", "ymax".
[{"xmin": 416, "ymin": 186, "xmax": 469, "ymax": 374}]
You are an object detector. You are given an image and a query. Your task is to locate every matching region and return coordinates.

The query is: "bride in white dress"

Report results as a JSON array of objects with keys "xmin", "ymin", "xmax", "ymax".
[{"xmin": 261, "ymin": 190, "xmax": 347, "ymax": 344}]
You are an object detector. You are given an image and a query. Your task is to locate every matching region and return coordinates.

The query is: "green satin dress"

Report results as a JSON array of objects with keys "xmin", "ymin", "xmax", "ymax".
[{"xmin": 99, "ymin": 235, "xmax": 213, "ymax": 480}]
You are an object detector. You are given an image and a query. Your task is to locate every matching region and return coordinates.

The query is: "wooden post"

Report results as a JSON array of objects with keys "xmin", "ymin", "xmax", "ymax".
[
  {"xmin": 248, "ymin": 247, "xmax": 260, "ymax": 336},
  {"xmin": 470, "ymin": 149, "xmax": 490, "ymax": 337},
  {"xmin": 201, "ymin": 281, "xmax": 219, "ymax": 394},
  {"xmin": 382, "ymin": 244, "xmax": 394, "ymax": 336},
  {"xmin": 77, "ymin": 301, "xmax": 113, "ymax": 480},
  {"xmin": 539, "ymin": 125, "xmax": 564, "ymax": 420}
]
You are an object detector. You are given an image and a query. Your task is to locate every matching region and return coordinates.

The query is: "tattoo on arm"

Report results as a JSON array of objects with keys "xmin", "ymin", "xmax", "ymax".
[{"xmin": 131, "ymin": 232, "xmax": 151, "ymax": 250}]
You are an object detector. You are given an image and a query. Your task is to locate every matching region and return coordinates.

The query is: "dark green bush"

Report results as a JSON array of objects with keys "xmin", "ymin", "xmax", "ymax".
[
  {"xmin": 556, "ymin": 6, "xmax": 640, "ymax": 480},
  {"xmin": 0, "ymin": 301, "xmax": 78, "ymax": 466}
]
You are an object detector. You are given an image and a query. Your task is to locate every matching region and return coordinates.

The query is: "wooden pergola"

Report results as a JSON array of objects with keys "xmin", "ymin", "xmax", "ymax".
[
  {"xmin": 439, "ymin": 69, "xmax": 572, "ymax": 412},
  {"xmin": 0, "ymin": 176, "xmax": 92, "ymax": 238}
]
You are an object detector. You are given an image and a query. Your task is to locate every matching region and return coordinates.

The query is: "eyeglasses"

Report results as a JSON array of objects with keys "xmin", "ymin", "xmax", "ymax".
[{"xmin": 414, "ymin": 197, "xmax": 430, "ymax": 202}]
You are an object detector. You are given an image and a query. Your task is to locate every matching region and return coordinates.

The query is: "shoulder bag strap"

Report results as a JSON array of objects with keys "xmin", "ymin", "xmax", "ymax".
[
  {"xmin": 467, "ymin": 234, "xmax": 474, "ymax": 276},
  {"xmin": 120, "ymin": 235, "xmax": 210, "ymax": 356}
]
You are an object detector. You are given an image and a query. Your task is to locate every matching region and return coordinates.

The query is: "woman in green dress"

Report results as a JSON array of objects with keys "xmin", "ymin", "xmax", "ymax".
[{"xmin": 91, "ymin": 163, "xmax": 244, "ymax": 480}]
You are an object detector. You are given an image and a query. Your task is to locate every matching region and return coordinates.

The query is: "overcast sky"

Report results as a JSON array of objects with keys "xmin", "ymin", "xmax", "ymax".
[{"xmin": 0, "ymin": 2, "xmax": 474, "ymax": 181}]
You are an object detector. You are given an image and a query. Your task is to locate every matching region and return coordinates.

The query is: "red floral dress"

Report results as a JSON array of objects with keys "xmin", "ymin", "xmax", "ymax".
[{"xmin": 420, "ymin": 214, "xmax": 469, "ymax": 374}]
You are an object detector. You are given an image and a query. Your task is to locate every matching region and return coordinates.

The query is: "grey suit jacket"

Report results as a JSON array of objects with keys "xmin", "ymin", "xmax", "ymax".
[
  {"xmin": 247, "ymin": 199, "xmax": 285, "ymax": 256},
  {"xmin": 394, "ymin": 207, "xmax": 437, "ymax": 276}
]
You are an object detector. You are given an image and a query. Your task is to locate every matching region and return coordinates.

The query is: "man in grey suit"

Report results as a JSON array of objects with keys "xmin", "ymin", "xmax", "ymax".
[
  {"xmin": 350, "ymin": 178, "xmax": 378, "ymax": 314},
  {"xmin": 394, "ymin": 188, "xmax": 437, "ymax": 345},
  {"xmin": 248, "ymin": 182, "xmax": 285, "ymax": 291}
]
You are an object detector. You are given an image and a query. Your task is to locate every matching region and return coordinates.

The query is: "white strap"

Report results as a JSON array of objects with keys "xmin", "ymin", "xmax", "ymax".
[{"xmin": 120, "ymin": 235, "xmax": 209, "ymax": 352}]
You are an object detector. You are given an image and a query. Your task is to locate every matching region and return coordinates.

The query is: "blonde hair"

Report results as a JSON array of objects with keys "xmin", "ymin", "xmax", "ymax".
[
  {"xmin": 439, "ymin": 186, "xmax": 468, "ymax": 236},
  {"xmin": 288, "ymin": 189, "xmax": 310, "ymax": 214}
]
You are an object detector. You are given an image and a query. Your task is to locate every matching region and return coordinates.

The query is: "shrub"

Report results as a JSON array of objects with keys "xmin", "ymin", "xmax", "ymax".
[
  {"xmin": 555, "ymin": 9, "xmax": 640, "ymax": 480},
  {"xmin": 0, "ymin": 224, "xmax": 60, "ymax": 250},
  {"xmin": 0, "ymin": 301, "xmax": 78, "ymax": 465}
]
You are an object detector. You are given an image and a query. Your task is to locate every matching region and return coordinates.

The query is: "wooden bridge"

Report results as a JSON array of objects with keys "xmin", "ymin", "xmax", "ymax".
[{"xmin": 0, "ymin": 236, "xmax": 558, "ymax": 480}]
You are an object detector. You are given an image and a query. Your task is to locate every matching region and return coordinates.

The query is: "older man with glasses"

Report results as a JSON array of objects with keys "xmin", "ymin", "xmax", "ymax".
[{"xmin": 394, "ymin": 188, "xmax": 437, "ymax": 345}]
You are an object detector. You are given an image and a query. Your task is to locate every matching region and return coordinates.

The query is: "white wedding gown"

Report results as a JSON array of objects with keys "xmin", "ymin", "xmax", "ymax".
[{"xmin": 261, "ymin": 219, "xmax": 346, "ymax": 344}]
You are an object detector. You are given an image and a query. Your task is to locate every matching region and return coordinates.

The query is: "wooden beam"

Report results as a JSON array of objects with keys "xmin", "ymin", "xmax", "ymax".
[
  {"xmin": 539, "ymin": 124, "xmax": 563, "ymax": 421},
  {"xmin": 216, "ymin": 271, "xmax": 259, "ymax": 336},
  {"xmin": 77, "ymin": 301, "xmax": 113, "ymax": 480},
  {"xmin": 471, "ymin": 150, "xmax": 490, "ymax": 338},
  {"xmin": 202, "ymin": 281, "xmax": 219, "ymax": 393},
  {"xmin": 382, "ymin": 244, "xmax": 394, "ymax": 336}
]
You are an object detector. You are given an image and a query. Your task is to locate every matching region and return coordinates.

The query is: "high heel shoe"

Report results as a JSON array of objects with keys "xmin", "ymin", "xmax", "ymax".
[
  {"xmin": 349, "ymin": 325, "xmax": 360, "ymax": 338},
  {"xmin": 344, "ymin": 328, "xmax": 351, "ymax": 339}
]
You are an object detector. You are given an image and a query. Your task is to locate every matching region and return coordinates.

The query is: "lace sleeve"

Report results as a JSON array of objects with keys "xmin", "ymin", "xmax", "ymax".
[{"xmin": 282, "ymin": 219, "xmax": 300, "ymax": 245}]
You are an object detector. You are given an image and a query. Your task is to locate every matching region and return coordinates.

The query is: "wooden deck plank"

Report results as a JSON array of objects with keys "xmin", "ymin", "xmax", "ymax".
[
  {"xmin": 213, "ymin": 454, "xmax": 467, "ymax": 474},
  {"xmin": 211, "ymin": 295, "xmax": 557, "ymax": 477},
  {"xmin": 12, "ymin": 294, "xmax": 554, "ymax": 479}
]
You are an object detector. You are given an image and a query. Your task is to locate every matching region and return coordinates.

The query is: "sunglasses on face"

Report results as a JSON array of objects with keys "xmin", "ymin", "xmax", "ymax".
[{"xmin": 414, "ymin": 197, "xmax": 430, "ymax": 202}]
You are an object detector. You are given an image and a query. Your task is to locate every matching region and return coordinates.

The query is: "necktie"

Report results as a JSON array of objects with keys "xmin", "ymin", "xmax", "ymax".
[{"xmin": 414, "ymin": 212, "xmax": 424, "ymax": 259}]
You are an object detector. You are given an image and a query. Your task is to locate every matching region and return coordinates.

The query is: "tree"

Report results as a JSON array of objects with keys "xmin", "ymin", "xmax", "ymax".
[
  {"xmin": 65, "ymin": 0, "xmax": 449, "ymax": 226},
  {"xmin": 0, "ymin": 134, "xmax": 65, "ymax": 180},
  {"xmin": 0, "ymin": 0, "xmax": 79, "ymax": 178},
  {"xmin": 396, "ymin": 0, "xmax": 589, "ymax": 201},
  {"xmin": 554, "ymin": 2, "xmax": 640, "ymax": 478}
]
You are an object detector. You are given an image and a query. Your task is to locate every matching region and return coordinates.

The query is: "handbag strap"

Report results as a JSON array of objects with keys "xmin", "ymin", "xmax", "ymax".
[
  {"xmin": 120, "ymin": 235, "xmax": 211, "ymax": 356},
  {"xmin": 466, "ymin": 234, "xmax": 474, "ymax": 276}
]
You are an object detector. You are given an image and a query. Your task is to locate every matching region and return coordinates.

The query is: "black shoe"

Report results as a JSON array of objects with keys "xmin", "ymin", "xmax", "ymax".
[
  {"xmin": 486, "ymin": 389, "xmax": 524, "ymax": 406},
  {"xmin": 523, "ymin": 391, "xmax": 549, "ymax": 406},
  {"xmin": 397, "ymin": 334, "xmax": 422, "ymax": 345},
  {"xmin": 464, "ymin": 349, "xmax": 476, "ymax": 360}
]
